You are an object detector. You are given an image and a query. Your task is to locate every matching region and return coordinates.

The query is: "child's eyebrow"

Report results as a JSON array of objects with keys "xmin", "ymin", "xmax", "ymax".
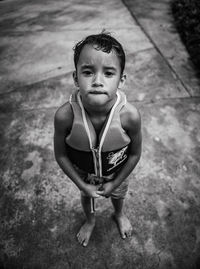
[
  {"xmin": 80, "ymin": 64, "xmax": 94, "ymax": 69},
  {"xmin": 104, "ymin": 66, "xmax": 117, "ymax": 71},
  {"xmin": 80, "ymin": 64, "xmax": 118, "ymax": 71}
]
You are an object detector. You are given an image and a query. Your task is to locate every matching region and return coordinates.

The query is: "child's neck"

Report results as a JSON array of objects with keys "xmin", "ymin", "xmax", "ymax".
[{"xmin": 83, "ymin": 98, "xmax": 117, "ymax": 138}]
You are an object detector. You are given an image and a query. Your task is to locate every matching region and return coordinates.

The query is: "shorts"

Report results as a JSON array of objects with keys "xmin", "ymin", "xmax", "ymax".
[{"xmin": 73, "ymin": 165, "xmax": 129, "ymax": 199}]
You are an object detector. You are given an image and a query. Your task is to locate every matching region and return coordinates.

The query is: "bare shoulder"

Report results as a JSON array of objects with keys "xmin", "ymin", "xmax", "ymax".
[
  {"xmin": 120, "ymin": 101, "xmax": 141, "ymax": 133},
  {"xmin": 54, "ymin": 102, "xmax": 73, "ymax": 132}
]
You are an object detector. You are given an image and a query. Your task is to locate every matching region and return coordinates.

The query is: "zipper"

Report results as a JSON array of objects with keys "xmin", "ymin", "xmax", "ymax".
[
  {"xmin": 77, "ymin": 91, "xmax": 121, "ymax": 178},
  {"xmin": 77, "ymin": 92, "xmax": 101, "ymax": 178},
  {"xmin": 91, "ymin": 147, "xmax": 99, "ymax": 177}
]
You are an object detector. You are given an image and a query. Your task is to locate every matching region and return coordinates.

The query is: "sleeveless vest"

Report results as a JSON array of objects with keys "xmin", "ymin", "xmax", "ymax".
[{"xmin": 65, "ymin": 90, "xmax": 131, "ymax": 176}]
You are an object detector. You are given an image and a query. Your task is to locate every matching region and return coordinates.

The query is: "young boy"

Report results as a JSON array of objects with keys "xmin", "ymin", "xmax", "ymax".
[{"xmin": 54, "ymin": 32, "xmax": 142, "ymax": 247}]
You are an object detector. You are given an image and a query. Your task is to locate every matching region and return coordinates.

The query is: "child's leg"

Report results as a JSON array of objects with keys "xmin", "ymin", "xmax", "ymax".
[
  {"xmin": 77, "ymin": 195, "xmax": 96, "ymax": 247},
  {"xmin": 111, "ymin": 198, "xmax": 132, "ymax": 239}
]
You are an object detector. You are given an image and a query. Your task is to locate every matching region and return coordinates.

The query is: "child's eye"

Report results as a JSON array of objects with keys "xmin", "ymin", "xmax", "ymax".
[
  {"xmin": 105, "ymin": 71, "xmax": 114, "ymax": 77},
  {"xmin": 82, "ymin": 70, "xmax": 93, "ymax": 76}
]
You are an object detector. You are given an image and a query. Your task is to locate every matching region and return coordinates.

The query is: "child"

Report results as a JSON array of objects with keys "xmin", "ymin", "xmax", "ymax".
[{"xmin": 54, "ymin": 32, "xmax": 142, "ymax": 247}]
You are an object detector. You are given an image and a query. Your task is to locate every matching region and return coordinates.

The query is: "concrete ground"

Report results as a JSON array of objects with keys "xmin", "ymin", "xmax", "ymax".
[{"xmin": 0, "ymin": 0, "xmax": 200, "ymax": 268}]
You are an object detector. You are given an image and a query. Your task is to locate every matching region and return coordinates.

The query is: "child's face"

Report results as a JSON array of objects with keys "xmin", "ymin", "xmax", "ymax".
[{"xmin": 74, "ymin": 44, "xmax": 125, "ymax": 109}]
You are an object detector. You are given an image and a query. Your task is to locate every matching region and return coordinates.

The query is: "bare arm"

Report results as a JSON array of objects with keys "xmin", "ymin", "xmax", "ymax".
[
  {"xmin": 54, "ymin": 102, "xmax": 100, "ymax": 198},
  {"xmin": 97, "ymin": 102, "xmax": 142, "ymax": 196}
]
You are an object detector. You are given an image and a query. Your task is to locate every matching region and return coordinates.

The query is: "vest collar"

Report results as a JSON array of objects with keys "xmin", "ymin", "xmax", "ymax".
[{"xmin": 77, "ymin": 91, "xmax": 121, "ymax": 152}]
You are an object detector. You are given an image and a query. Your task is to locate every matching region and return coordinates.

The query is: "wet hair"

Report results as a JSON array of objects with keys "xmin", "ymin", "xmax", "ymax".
[{"xmin": 73, "ymin": 31, "xmax": 126, "ymax": 75}]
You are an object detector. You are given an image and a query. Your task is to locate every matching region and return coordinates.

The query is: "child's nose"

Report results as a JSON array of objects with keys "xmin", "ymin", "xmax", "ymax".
[{"xmin": 92, "ymin": 73, "xmax": 103, "ymax": 87}]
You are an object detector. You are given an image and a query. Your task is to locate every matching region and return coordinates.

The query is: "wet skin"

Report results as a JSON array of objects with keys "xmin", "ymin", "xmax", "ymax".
[
  {"xmin": 74, "ymin": 45, "xmax": 132, "ymax": 246},
  {"xmin": 54, "ymin": 42, "xmax": 141, "ymax": 247},
  {"xmin": 73, "ymin": 44, "xmax": 126, "ymax": 114}
]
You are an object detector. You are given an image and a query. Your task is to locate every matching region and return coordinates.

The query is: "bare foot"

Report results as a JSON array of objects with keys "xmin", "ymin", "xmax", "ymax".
[
  {"xmin": 77, "ymin": 220, "xmax": 95, "ymax": 247},
  {"xmin": 113, "ymin": 214, "xmax": 133, "ymax": 239}
]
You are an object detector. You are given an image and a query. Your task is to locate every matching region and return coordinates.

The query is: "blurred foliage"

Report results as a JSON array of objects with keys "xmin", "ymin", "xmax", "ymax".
[{"xmin": 171, "ymin": 0, "xmax": 200, "ymax": 70}]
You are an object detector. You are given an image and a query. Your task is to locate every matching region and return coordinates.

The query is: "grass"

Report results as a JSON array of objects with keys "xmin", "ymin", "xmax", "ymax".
[{"xmin": 171, "ymin": 0, "xmax": 200, "ymax": 70}]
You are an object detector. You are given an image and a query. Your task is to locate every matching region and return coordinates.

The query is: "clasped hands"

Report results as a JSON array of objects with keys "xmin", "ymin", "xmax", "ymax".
[{"xmin": 84, "ymin": 181, "xmax": 114, "ymax": 198}]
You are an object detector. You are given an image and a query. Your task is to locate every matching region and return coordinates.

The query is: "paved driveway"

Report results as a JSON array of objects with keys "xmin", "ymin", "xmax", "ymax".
[{"xmin": 0, "ymin": 0, "xmax": 200, "ymax": 268}]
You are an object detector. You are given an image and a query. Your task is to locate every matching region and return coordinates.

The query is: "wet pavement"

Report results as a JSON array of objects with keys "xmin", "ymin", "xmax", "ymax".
[{"xmin": 0, "ymin": 0, "xmax": 200, "ymax": 268}]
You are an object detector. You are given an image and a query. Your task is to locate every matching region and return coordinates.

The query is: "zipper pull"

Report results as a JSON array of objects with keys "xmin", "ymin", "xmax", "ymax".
[
  {"xmin": 92, "ymin": 147, "xmax": 100, "ymax": 176},
  {"xmin": 92, "ymin": 147, "xmax": 99, "ymax": 156}
]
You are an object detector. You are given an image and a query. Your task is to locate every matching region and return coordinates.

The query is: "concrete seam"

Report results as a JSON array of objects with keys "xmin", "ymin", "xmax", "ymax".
[
  {"xmin": 2, "ymin": 96, "xmax": 200, "ymax": 114},
  {"xmin": 131, "ymin": 96, "xmax": 200, "ymax": 105},
  {"xmin": 0, "ymin": 27, "xmax": 141, "ymax": 36},
  {"xmin": 121, "ymin": 0, "xmax": 192, "ymax": 97},
  {"xmin": 1, "ymin": 94, "xmax": 200, "ymax": 114}
]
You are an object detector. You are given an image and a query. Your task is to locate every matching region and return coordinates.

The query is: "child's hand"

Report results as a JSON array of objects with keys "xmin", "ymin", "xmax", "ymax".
[
  {"xmin": 96, "ymin": 182, "xmax": 114, "ymax": 198},
  {"xmin": 83, "ymin": 184, "xmax": 100, "ymax": 198}
]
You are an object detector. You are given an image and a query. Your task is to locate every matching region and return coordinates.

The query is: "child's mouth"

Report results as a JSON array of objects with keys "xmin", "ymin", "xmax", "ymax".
[{"xmin": 89, "ymin": 91, "xmax": 107, "ymax": 95}]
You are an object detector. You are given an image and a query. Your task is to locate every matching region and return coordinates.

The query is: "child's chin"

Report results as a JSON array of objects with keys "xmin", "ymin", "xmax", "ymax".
[{"xmin": 88, "ymin": 95, "xmax": 108, "ymax": 105}]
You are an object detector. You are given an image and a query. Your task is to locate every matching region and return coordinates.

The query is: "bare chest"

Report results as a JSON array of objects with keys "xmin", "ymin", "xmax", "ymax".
[{"xmin": 89, "ymin": 115, "xmax": 107, "ymax": 136}]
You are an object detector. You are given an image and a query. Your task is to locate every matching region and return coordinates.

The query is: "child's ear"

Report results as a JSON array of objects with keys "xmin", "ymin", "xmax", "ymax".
[
  {"xmin": 118, "ymin": 74, "xmax": 126, "ymax": 89},
  {"xmin": 73, "ymin": 71, "xmax": 79, "ymax": 87}
]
